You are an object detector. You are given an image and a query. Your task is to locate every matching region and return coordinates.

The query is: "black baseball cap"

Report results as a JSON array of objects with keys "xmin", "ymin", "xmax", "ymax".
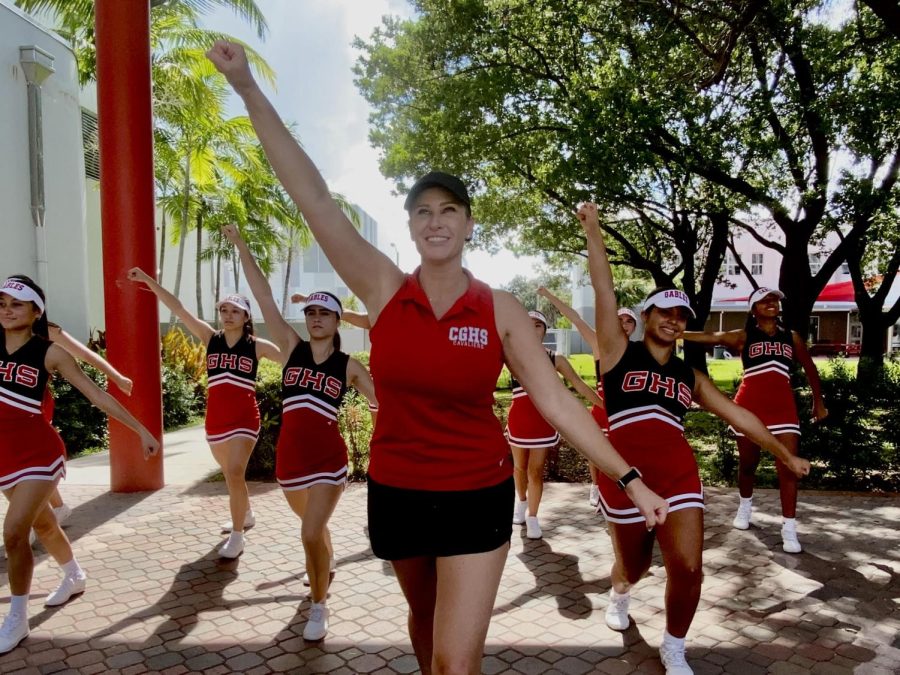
[{"xmin": 403, "ymin": 171, "xmax": 471, "ymax": 211}]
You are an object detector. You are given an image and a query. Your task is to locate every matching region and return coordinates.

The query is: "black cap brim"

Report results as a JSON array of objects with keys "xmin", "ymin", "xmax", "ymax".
[{"xmin": 403, "ymin": 172, "xmax": 471, "ymax": 211}]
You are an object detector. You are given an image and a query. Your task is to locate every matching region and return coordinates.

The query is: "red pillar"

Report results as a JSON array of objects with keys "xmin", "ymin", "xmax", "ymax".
[{"xmin": 95, "ymin": 0, "xmax": 164, "ymax": 491}]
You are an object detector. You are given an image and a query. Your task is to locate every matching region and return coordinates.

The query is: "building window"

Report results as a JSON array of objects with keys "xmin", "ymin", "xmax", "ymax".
[
  {"xmin": 751, "ymin": 253, "xmax": 763, "ymax": 276},
  {"xmin": 81, "ymin": 109, "xmax": 100, "ymax": 181},
  {"xmin": 809, "ymin": 253, "xmax": 823, "ymax": 275},
  {"xmin": 724, "ymin": 252, "xmax": 740, "ymax": 276}
]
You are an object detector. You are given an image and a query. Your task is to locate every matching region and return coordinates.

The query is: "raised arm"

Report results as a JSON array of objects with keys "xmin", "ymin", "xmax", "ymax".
[
  {"xmin": 127, "ymin": 267, "xmax": 214, "ymax": 344},
  {"xmin": 208, "ymin": 41, "xmax": 403, "ymax": 319},
  {"xmin": 577, "ymin": 203, "xmax": 627, "ymax": 371},
  {"xmin": 48, "ymin": 324, "xmax": 133, "ymax": 395},
  {"xmin": 46, "ymin": 346, "xmax": 159, "ymax": 459},
  {"xmin": 495, "ymin": 291, "xmax": 667, "ymax": 527},
  {"xmin": 792, "ymin": 331, "xmax": 828, "ymax": 422},
  {"xmin": 682, "ymin": 329, "xmax": 746, "ymax": 352},
  {"xmin": 554, "ymin": 354, "xmax": 604, "ymax": 407},
  {"xmin": 538, "ymin": 286, "xmax": 599, "ymax": 358},
  {"xmin": 222, "ymin": 225, "xmax": 298, "ymax": 355},
  {"xmin": 693, "ymin": 372, "xmax": 810, "ymax": 477}
]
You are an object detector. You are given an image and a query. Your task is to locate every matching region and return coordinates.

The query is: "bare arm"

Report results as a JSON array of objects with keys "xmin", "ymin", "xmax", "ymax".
[
  {"xmin": 682, "ymin": 329, "xmax": 746, "ymax": 352},
  {"xmin": 538, "ymin": 286, "xmax": 599, "ymax": 358},
  {"xmin": 208, "ymin": 41, "xmax": 403, "ymax": 320},
  {"xmin": 554, "ymin": 354, "xmax": 604, "ymax": 407},
  {"xmin": 48, "ymin": 325, "xmax": 133, "ymax": 395},
  {"xmin": 577, "ymin": 203, "xmax": 627, "ymax": 372},
  {"xmin": 792, "ymin": 331, "xmax": 828, "ymax": 422},
  {"xmin": 254, "ymin": 338, "xmax": 283, "ymax": 366},
  {"xmin": 693, "ymin": 372, "xmax": 810, "ymax": 477},
  {"xmin": 495, "ymin": 290, "xmax": 668, "ymax": 527},
  {"xmin": 46, "ymin": 346, "xmax": 159, "ymax": 459},
  {"xmin": 127, "ymin": 267, "xmax": 214, "ymax": 345},
  {"xmin": 222, "ymin": 224, "xmax": 299, "ymax": 355},
  {"xmin": 347, "ymin": 358, "xmax": 378, "ymax": 409}
]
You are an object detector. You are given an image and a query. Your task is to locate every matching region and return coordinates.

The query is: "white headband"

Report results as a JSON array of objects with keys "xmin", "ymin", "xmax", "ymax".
[
  {"xmin": 643, "ymin": 289, "xmax": 696, "ymax": 318},
  {"xmin": 2, "ymin": 278, "xmax": 44, "ymax": 313},
  {"xmin": 302, "ymin": 292, "xmax": 342, "ymax": 317},
  {"xmin": 748, "ymin": 287, "xmax": 784, "ymax": 307},
  {"xmin": 528, "ymin": 310, "xmax": 549, "ymax": 328},
  {"xmin": 217, "ymin": 294, "xmax": 251, "ymax": 315}
]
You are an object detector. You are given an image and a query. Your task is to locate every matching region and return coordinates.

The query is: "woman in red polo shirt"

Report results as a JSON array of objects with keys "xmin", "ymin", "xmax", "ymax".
[{"xmin": 210, "ymin": 40, "xmax": 668, "ymax": 672}]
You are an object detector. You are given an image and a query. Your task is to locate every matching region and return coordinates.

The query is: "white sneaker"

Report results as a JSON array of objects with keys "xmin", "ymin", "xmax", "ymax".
[
  {"xmin": 302, "ymin": 603, "xmax": 329, "ymax": 641},
  {"xmin": 781, "ymin": 522, "xmax": 802, "ymax": 553},
  {"xmin": 45, "ymin": 573, "xmax": 87, "ymax": 607},
  {"xmin": 604, "ymin": 589, "xmax": 630, "ymax": 630},
  {"xmin": 218, "ymin": 532, "xmax": 244, "ymax": 559},
  {"xmin": 732, "ymin": 499, "xmax": 752, "ymax": 530},
  {"xmin": 525, "ymin": 516, "xmax": 542, "ymax": 540},
  {"xmin": 220, "ymin": 510, "xmax": 255, "ymax": 533},
  {"xmin": 53, "ymin": 504, "xmax": 72, "ymax": 527},
  {"xmin": 302, "ymin": 556, "xmax": 336, "ymax": 586},
  {"xmin": 512, "ymin": 500, "xmax": 527, "ymax": 525},
  {"xmin": 659, "ymin": 642, "xmax": 694, "ymax": 674},
  {"xmin": 589, "ymin": 484, "xmax": 600, "ymax": 508},
  {"xmin": 0, "ymin": 613, "xmax": 29, "ymax": 654}
]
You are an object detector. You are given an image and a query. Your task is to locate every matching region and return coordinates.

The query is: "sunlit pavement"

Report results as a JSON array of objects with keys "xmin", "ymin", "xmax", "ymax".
[{"xmin": 0, "ymin": 439, "xmax": 897, "ymax": 673}]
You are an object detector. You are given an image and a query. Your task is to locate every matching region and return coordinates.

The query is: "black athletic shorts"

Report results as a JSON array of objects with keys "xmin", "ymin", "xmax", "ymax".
[{"xmin": 367, "ymin": 475, "xmax": 514, "ymax": 560}]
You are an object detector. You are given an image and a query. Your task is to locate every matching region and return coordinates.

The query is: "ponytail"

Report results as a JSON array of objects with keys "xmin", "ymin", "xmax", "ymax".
[{"xmin": 333, "ymin": 331, "xmax": 342, "ymax": 352}]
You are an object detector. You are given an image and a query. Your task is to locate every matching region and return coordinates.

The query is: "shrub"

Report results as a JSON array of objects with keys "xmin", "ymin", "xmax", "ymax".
[
  {"xmin": 162, "ymin": 363, "xmax": 204, "ymax": 430},
  {"xmin": 51, "ymin": 364, "xmax": 109, "ymax": 457}
]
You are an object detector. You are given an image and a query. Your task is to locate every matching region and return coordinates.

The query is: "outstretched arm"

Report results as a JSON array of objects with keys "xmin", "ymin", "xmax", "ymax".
[
  {"xmin": 293, "ymin": 293, "xmax": 371, "ymax": 329},
  {"xmin": 682, "ymin": 329, "xmax": 745, "ymax": 352},
  {"xmin": 127, "ymin": 267, "xmax": 214, "ymax": 345},
  {"xmin": 222, "ymin": 225, "xmax": 299, "ymax": 355},
  {"xmin": 47, "ymin": 346, "xmax": 159, "ymax": 459},
  {"xmin": 538, "ymin": 286, "xmax": 599, "ymax": 358},
  {"xmin": 48, "ymin": 325, "xmax": 133, "ymax": 395},
  {"xmin": 208, "ymin": 41, "xmax": 403, "ymax": 320},
  {"xmin": 792, "ymin": 332, "xmax": 828, "ymax": 422},
  {"xmin": 554, "ymin": 354, "xmax": 603, "ymax": 407},
  {"xmin": 693, "ymin": 372, "xmax": 810, "ymax": 477},
  {"xmin": 254, "ymin": 338, "xmax": 283, "ymax": 365},
  {"xmin": 347, "ymin": 358, "xmax": 378, "ymax": 410},
  {"xmin": 577, "ymin": 203, "xmax": 627, "ymax": 372},
  {"xmin": 496, "ymin": 290, "xmax": 668, "ymax": 528}
]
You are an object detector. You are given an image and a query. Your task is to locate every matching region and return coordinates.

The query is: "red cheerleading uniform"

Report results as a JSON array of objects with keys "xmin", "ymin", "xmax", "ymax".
[
  {"xmin": 590, "ymin": 359, "xmax": 609, "ymax": 434},
  {"xmin": 205, "ymin": 332, "xmax": 260, "ymax": 445},
  {"xmin": 368, "ymin": 269, "xmax": 512, "ymax": 492},
  {"xmin": 0, "ymin": 336, "xmax": 66, "ymax": 490},
  {"xmin": 733, "ymin": 324, "xmax": 799, "ymax": 436},
  {"xmin": 506, "ymin": 349, "xmax": 560, "ymax": 449},
  {"xmin": 597, "ymin": 341, "xmax": 703, "ymax": 524},
  {"xmin": 276, "ymin": 340, "xmax": 350, "ymax": 490}
]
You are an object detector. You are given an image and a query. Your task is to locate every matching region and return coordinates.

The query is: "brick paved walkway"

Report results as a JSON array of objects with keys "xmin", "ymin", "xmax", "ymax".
[{"xmin": 1, "ymin": 481, "xmax": 898, "ymax": 674}]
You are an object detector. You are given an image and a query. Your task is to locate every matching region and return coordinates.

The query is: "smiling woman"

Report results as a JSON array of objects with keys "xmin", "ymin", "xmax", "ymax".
[{"xmin": 209, "ymin": 38, "xmax": 669, "ymax": 669}]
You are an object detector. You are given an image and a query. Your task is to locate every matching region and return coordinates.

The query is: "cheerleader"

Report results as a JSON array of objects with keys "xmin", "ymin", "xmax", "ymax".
[
  {"xmin": 127, "ymin": 268, "xmax": 280, "ymax": 558},
  {"xmin": 682, "ymin": 287, "xmax": 827, "ymax": 552},
  {"xmin": 225, "ymin": 225, "xmax": 377, "ymax": 641},
  {"xmin": 508, "ymin": 310, "xmax": 603, "ymax": 539},
  {"xmin": 0, "ymin": 276, "xmax": 158, "ymax": 654},
  {"xmin": 578, "ymin": 204, "xmax": 810, "ymax": 674}
]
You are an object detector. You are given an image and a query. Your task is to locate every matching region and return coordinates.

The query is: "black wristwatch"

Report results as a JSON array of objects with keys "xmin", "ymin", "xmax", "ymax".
[{"xmin": 616, "ymin": 467, "xmax": 642, "ymax": 491}]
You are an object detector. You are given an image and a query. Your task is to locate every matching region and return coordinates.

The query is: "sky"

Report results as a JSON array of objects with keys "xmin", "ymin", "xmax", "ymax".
[{"xmin": 202, "ymin": 0, "xmax": 543, "ymax": 288}]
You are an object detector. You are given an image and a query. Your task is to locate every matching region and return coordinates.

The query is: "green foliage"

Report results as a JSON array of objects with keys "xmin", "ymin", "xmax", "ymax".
[
  {"xmin": 339, "ymin": 390, "xmax": 376, "ymax": 480},
  {"xmin": 50, "ymin": 365, "xmax": 109, "ymax": 458},
  {"xmin": 161, "ymin": 363, "xmax": 203, "ymax": 430},
  {"xmin": 503, "ymin": 270, "xmax": 571, "ymax": 328}
]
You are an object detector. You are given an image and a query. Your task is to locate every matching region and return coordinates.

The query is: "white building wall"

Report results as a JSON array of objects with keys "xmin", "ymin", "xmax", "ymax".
[{"xmin": 0, "ymin": 1, "xmax": 91, "ymax": 340}]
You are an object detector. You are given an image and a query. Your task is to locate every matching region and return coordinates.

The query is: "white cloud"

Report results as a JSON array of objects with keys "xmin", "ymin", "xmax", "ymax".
[{"xmin": 204, "ymin": 0, "xmax": 542, "ymax": 288}]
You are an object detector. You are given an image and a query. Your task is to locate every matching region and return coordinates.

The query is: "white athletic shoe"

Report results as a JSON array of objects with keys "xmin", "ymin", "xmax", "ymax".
[
  {"xmin": 302, "ymin": 556, "xmax": 336, "ymax": 586},
  {"xmin": 659, "ymin": 642, "xmax": 694, "ymax": 674},
  {"xmin": 0, "ymin": 612, "xmax": 29, "ymax": 654},
  {"xmin": 220, "ymin": 510, "xmax": 255, "ymax": 533},
  {"xmin": 525, "ymin": 516, "xmax": 542, "ymax": 540},
  {"xmin": 781, "ymin": 521, "xmax": 802, "ymax": 553},
  {"xmin": 302, "ymin": 603, "xmax": 329, "ymax": 641},
  {"xmin": 604, "ymin": 589, "xmax": 630, "ymax": 631},
  {"xmin": 45, "ymin": 572, "xmax": 87, "ymax": 607},
  {"xmin": 512, "ymin": 500, "xmax": 527, "ymax": 525},
  {"xmin": 53, "ymin": 504, "xmax": 73, "ymax": 527},
  {"xmin": 588, "ymin": 484, "xmax": 600, "ymax": 508},
  {"xmin": 218, "ymin": 532, "xmax": 244, "ymax": 559},
  {"xmin": 732, "ymin": 499, "xmax": 752, "ymax": 530}
]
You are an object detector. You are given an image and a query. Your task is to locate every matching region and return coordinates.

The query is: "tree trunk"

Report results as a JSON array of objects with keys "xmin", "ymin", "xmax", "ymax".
[
  {"xmin": 214, "ymin": 253, "xmax": 221, "ymax": 329},
  {"xmin": 281, "ymin": 245, "xmax": 293, "ymax": 313},
  {"xmin": 169, "ymin": 153, "xmax": 191, "ymax": 332},
  {"xmin": 195, "ymin": 210, "xmax": 204, "ymax": 321},
  {"xmin": 158, "ymin": 201, "xmax": 167, "ymax": 283},
  {"xmin": 233, "ymin": 250, "xmax": 240, "ymax": 291}
]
